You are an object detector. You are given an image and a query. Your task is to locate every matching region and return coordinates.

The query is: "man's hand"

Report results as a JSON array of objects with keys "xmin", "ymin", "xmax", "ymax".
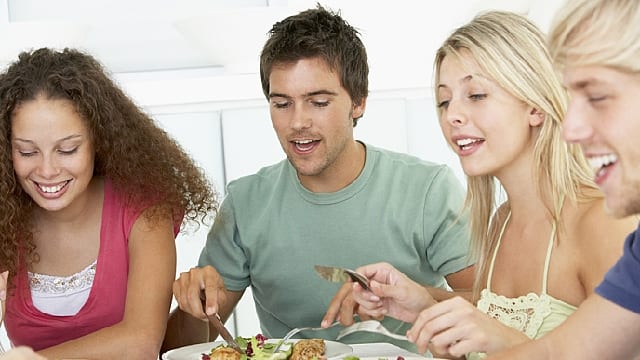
[
  {"xmin": 321, "ymin": 281, "xmax": 381, "ymax": 328},
  {"xmin": 173, "ymin": 265, "xmax": 225, "ymax": 319}
]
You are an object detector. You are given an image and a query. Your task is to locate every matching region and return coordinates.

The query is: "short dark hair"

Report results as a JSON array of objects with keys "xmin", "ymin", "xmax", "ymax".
[{"xmin": 259, "ymin": 4, "xmax": 369, "ymax": 126}]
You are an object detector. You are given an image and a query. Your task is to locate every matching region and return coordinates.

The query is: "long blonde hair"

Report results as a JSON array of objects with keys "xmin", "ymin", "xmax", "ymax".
[
  {"xmin": 549, "ymin": 0, "xmax": 640, "ymax": 74},
  {"xmin": 433, "ymin": 11, "xmax": 597, "ymax": 298}
]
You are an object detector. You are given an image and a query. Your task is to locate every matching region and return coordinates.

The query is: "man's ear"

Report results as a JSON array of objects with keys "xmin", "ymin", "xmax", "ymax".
[
  {"xmin": 352, "ymin": 97, "xmax": 367, "ymax": 119},
  {"xmin": 529, "ymin": 107, "xmax": 545, "ymax": 127}
]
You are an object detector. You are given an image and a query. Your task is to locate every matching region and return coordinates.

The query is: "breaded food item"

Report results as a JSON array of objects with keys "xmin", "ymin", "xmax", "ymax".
[
  {"xmin": 209, "ymin": 346, "xmax": 243, "ymax": 360},
  {"xmin": 289, "ymin": 339, "xmax": 325, "ymax": 360}
]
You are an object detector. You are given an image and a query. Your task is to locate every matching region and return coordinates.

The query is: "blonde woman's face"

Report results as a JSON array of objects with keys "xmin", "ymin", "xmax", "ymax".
[
  {"xmin": 562, "ymin": 65, "xmax": 640, "ymax": 217},
  {"xmin": 11, "ymin": 97, "xmax": 95, "ymax": 213},
  {"xmin": 436, "ymin": 52, "xmax": 542, "ymax": 179}
]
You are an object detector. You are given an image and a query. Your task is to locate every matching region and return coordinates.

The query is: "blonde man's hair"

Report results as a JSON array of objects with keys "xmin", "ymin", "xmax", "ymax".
[
  {"xmin": 433, "ymin": 11, "xmax": 597, "ymax": 299},
  {"xmin": 549, "ymin": 0, "xmax": 640, "ymax": 73}
]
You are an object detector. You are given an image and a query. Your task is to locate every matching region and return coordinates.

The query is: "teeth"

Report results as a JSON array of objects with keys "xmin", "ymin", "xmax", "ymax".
[
  {"xmin": 39, "ymin": 182, "xmax": 67, "ymax": 193},
  {"xmin": 293, "ymin": 139, "xmax": 315, "ymax": 152},
  {"xmin": 588, "ymin": 154, "xmax": 617, "ymax": 171},
  {"xmin": 456, "ymin": 138, "xmax": 482, "ymax": 150},
  {"xmin": 456, "ymin": 139, "xmax": 475, "ymax": 146}
]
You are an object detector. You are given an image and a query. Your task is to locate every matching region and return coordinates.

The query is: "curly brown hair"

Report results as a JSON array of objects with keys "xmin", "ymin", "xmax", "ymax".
[{"xmin": 0, "ymin": 47, "xmax": 218, "ymax": 282}]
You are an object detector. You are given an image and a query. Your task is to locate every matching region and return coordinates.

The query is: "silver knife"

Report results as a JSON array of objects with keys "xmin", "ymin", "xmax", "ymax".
[
  {"xmin": 200, "ymin": 292, "xmax": 242, "ymax": 353},
  {"xmin": 314, "ymin": 265, "xmax": 371, "ymax": 290},
  {"xmin": 207, "ymin": 312, "xmax": 243, "ymax": 353}
]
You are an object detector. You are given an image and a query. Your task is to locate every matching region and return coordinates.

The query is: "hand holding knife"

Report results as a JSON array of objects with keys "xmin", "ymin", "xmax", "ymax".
[
  {"xmin": 200, "ymin": 292, "xmax": 242, "ymax": 352},
  {"xmin": 207, "ymin": 313, "xmax": 242, "ymax": 353}
]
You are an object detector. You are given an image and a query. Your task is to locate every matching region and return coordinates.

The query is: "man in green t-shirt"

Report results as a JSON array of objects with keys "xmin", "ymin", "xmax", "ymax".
[{"xmin": 162, "ymin": 4, "xmax": 474, "ymax": 355}]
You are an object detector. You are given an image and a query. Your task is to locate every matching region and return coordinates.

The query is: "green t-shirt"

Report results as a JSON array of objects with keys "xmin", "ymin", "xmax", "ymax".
[{"xmin": 199, "ymin": 144, "xmax": 472, "ymax": 352}]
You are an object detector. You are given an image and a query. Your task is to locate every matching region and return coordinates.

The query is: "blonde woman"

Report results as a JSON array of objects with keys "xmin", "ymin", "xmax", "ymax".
[
  {"xmin": 488, "ymin": 0, "xmax": 640, "ymax": 359},
  {"xmin": 349, "ymin": 10, "xmax": 636, "ymax": 359}
]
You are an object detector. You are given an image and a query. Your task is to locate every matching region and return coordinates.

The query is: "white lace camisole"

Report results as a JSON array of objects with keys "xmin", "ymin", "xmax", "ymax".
[{"xmin": 28, "ymin": 260, "xmax": 97, "ymax": 316}]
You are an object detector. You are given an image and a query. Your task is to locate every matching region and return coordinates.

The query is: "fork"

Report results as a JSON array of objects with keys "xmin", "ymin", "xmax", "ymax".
[
  {"xmin": 270, "ymin": 321, "xmax": 341, "ymax": 354},
  {"xmin": 336, "ymin": 319, "xmax": 408, "ymax": 341}
]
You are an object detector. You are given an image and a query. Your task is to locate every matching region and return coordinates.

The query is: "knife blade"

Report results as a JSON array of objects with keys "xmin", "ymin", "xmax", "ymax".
[
  {"xmin": 207, "ymin": 312, "xmax": 243, "ymax": 353},
  {"xmin": 200, "ymin": 292, "xmax": 242, "ymax": 353},
  {"xmin": 314, "ymin": 265, "xmax": 371, "ymax": 290}
]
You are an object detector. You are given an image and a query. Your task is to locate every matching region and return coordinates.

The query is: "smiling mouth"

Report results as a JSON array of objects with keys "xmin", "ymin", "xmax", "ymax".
[
  {"xmin": 36, "ymin": 180, "xmax": 70, "ymax": 194},
  {"xmin": 456, "ymin": 138, "xmax": 484, "ymax": 151},
  {"xmin": 588, "ymin": 154, "xmax": 617, "ymax": 177},
  {"xmin": 292, "ymin": 139, "xmax": 318, "ymax": 152}
]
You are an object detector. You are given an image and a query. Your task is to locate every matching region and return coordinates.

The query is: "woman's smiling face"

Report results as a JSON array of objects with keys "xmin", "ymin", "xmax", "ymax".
[
  {"xmin": 437, "ymin": 51, "xmax": 541, "ymax": 179},
  {"xmin": 11, "ymin": 96, "xmax": 95, "ymax": 213}
]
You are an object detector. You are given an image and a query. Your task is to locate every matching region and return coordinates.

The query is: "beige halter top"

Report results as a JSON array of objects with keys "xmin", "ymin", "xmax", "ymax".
[{"xmin": 468, "ymin": 212, "xmax": 577, "ymax": 359}]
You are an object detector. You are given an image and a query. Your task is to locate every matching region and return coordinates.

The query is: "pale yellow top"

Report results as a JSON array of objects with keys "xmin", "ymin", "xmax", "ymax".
[{"xmin": 467, "ymin": 212, "xmax": 577, "ymax": 360}]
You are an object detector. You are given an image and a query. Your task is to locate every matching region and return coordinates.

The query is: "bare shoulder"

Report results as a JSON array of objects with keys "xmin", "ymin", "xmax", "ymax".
[
  {"xmin": 571, "ymin": 196, "xmax": 636, "ymax": 245},
  {"xmin": 567, "ymin": 195, "xmax": 637, "ymax": 292}
]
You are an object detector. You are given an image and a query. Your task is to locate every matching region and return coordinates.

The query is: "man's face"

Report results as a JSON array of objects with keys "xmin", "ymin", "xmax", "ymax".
[
  {"xmin": 563, "ymin": 65, "xmax": 640, "ymax": 217},
  {"xmin": 267, "ymin": 57, "xmax": 365, "ymax": 183}
]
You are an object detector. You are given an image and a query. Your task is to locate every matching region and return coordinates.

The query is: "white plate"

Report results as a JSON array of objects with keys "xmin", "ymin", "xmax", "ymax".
[
  {"xmin": 163, "ymin": 339, "xmax": 353, "ymax": 360},
  {"xmin": 357, "ymin": 358, "xmax": 436, "ymax": 360}
]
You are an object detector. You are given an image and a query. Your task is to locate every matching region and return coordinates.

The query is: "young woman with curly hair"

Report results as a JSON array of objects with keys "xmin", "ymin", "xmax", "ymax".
[{"xmin": 0, "ymin": 47, "xmax": 218, "ymax": 359}]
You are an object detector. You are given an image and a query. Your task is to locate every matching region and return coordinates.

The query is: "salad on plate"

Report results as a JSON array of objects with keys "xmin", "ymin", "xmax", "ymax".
[{"xmin": 202, "ymin": 334, "xmax": 325, "ymax": 360}]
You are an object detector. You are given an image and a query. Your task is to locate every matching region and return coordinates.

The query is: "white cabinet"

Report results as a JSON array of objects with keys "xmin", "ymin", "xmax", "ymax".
[
  {"xmin": 154, "ymin": 111, "xmax": 226, "ymax": 277},
  {"xmin": 220, "ymin": 106, "xmax": 282, "ymax": 183}
]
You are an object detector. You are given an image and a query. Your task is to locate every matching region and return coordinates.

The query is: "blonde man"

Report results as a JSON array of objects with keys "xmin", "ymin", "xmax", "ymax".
[{"xmin": 488, "ymin": 0, "xmax": 640, "ymax": 358}]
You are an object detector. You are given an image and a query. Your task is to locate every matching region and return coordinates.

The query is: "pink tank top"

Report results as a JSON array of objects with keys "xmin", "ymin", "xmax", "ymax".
[{"xmin": 4, "ymin": 179, "xmax": 177, "ymax": 350}]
